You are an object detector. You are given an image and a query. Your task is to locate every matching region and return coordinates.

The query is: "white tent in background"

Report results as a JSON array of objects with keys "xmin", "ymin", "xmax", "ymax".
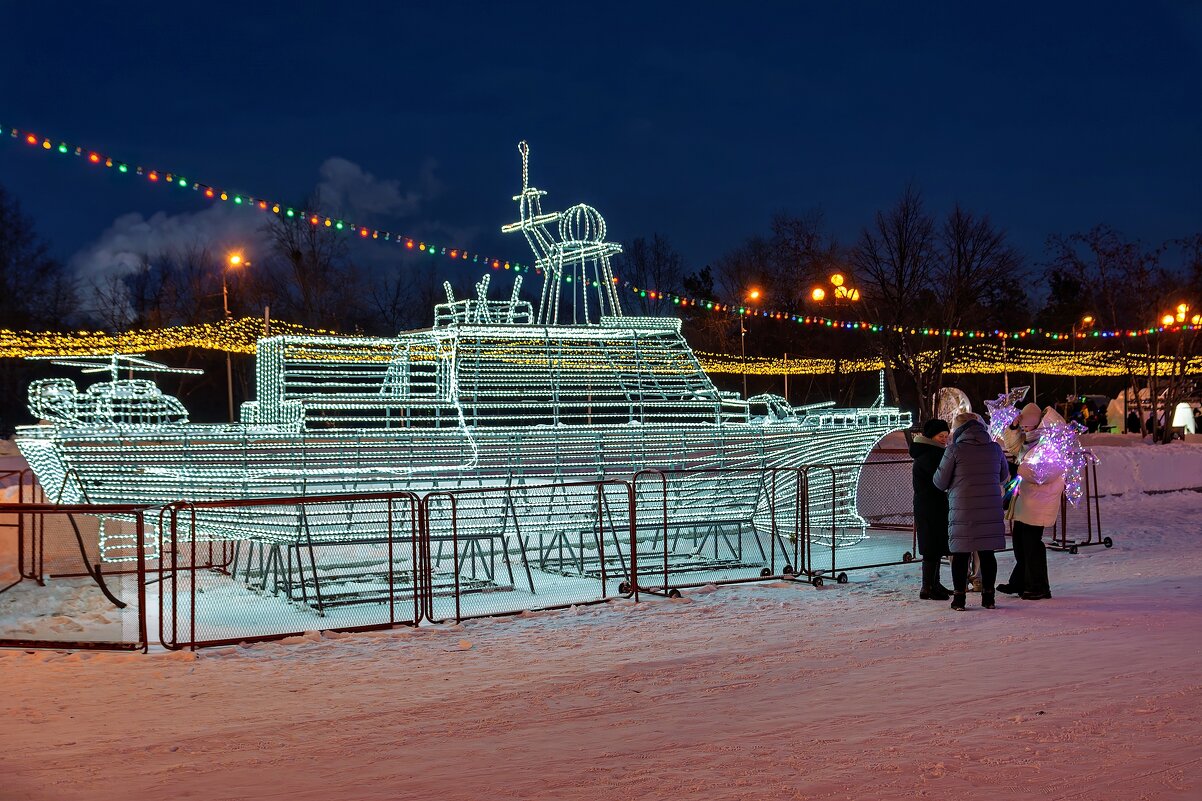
[{"xmin": 1172, "ymin": 402, "xmax": 1197, "ymax": 435}]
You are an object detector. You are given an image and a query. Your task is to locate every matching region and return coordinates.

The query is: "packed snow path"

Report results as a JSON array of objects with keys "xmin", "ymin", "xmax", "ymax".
[{"xmin": 2, "ymin": 489, "xmax": 1200, "ymax": 800}]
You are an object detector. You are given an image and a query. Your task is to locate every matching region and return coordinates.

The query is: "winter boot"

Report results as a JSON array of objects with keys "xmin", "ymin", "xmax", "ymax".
[
  {"xmin": 982, "ymin": 592, "xmax": 996, "ymax": 609},
  {"xmin": 950, "ymin": 593, "xmax": 966, "ymax": 611},
  {"xmin": 920, "ymin": 584, "xmax": 950, "ymax": 600}
]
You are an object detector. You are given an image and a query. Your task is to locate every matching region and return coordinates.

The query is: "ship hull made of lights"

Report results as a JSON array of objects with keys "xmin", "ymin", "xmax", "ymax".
[{"xmin": 17, "ymin": 412, "xmax": 902, "ymax": 561}]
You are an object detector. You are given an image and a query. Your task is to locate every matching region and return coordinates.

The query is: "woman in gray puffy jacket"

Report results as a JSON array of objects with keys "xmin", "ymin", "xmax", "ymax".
[{"xmin": 933, "ymin": 413, "xmax": 1011, "ymax": 610}]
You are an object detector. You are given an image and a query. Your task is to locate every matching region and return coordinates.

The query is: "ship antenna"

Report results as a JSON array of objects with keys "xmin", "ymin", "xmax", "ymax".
[{"xmin": 519, "ymin": 140, "xmax": 530, "ymax": 192}]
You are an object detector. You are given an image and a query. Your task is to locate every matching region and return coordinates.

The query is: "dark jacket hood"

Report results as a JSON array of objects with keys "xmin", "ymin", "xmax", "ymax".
[{"xmin": 952, "ymin": 419, "xmax": 993, "ymax": 447}]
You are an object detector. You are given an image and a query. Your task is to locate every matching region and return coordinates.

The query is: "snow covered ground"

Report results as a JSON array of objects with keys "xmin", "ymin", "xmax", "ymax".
[{"xmin": 1, "ymin": 485, "xmax": 1200, "ymax": 800}]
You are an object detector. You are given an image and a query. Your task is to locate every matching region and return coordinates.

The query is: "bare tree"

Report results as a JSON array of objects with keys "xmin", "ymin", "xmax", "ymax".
[
  {"xmin": 855, "ymin": 188, "xmax": 1024, "ymax": 420},
  {"xmin": 852, "ymin": 185, "xmax": 939, "ymax": 418},
  {"xmin": 0, "ymin": 184, "xmax": 75, "ymax": 432},
  {"xmin": 1047, "ymin": 227, "xmax": 1199, "ymax": 442},
  {"xmin": 614, "ymin": 233, "xmax": 685, "ymax": 316},
  {"xmin": 258, "ymin": 195, "xmax": 368, "ymax": 329},
  {"xmin": 0, "ymin": 183, "xmax": 75, "ymax": 329}
]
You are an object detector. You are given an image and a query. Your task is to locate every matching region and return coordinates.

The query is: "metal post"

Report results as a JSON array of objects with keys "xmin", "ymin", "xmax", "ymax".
[
  {"xmin": 740, "ymin": 314, "xmax": 748, "ymax": 399},
  {"xmin": 783, "ymin": 352, "xmax": 788, "ymax": 403},
  {"xmin": 1072, "ymin": 326, "xmax": 1078, "ymax": 400},
  {"xmin": 1002, "ymin": 337, "xmax": 1009, "ymax": 394},
  {"xmin": 223, "ymin": 270, "xmax": 234, "ymax": 422}
]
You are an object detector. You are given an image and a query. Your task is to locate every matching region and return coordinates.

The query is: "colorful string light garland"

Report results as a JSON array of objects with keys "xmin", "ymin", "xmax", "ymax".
[
  {"xmin": 0, "ymin": 121, "xmax": 531, "ymax": 274},
  {"xmin": 3, "ymin": 118, "xmax": 1199, "ymax": 341}
]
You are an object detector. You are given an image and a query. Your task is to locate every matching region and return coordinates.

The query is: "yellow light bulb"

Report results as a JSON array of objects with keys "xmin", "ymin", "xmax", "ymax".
[{"xmin": 811, "ymin": 287, "xmax": 826, "ymax": 302}]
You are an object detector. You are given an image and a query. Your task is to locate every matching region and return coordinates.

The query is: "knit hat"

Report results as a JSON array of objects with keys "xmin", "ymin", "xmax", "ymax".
[
  {"xmin": 1019, "ymin": 402, "xmax": 1041, "ymax": 427},
  {"xmin": 953, "ymin": 412, "xmax": 982, "ymax": 429},
  {"xmin": 922, "ymin": 418, "xmax": 950, "ymax": 438}
]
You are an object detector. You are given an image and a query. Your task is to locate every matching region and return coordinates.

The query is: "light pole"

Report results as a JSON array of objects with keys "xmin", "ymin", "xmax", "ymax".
[
  {"xmin": 741, "ymin": 288, "xmax": 761, "ymax": 398},
  {"xmin": 223, "ymin": 252, "xmax": 247, "ymax": 423},
  {"xmin": 810, "ymin": 275, "xmax": 860, "ymax": 402},
  {"xmin": 1071, "ymin": 314, "xmax": 1094, "ymax": 400}
]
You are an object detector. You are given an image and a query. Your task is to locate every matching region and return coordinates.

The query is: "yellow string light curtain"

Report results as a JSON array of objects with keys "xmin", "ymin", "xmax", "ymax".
[
  {"xmin": 2, "ymin": 321, "xmax": 1198, "ymax": 377},
  {"xmin": 0, "ymin": 318, "xmax": 334, "ymax": 358}
]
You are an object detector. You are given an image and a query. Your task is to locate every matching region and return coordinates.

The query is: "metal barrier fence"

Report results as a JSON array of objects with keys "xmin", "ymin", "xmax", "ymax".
[
  {"xmin": 157, "ymin": 492, "xmax": 422, "ymax": 649},
  {"xmin": 796, "ymin": 459, "xmax": 919, "ymax": 586},
  {"xmin": 421, "ymin": 479, "xmax": 635, "ymax": 623},
  {"xmin": 0, "ymin": 469, "xmax": 45, "ymax": 591},
  {"xmin": 0, "ymin": 453, "xmax": 1108, "ymax": 651},
  {"xmin": 0, "ymin": 499, "xmax": 150, "ymax": 650},
  {"xmin": 1048, "ymin": 461, "xmax": 1112, "ymax": 554},
  {"xmin": 631, "ymin": 467, "xmax": 804, "ymax": 595}
]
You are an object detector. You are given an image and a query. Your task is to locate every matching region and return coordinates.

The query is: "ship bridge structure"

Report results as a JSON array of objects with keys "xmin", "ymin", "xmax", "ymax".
[{"xmin": 501, "ymin": 141, "xmax": 623, "ymax": 326}]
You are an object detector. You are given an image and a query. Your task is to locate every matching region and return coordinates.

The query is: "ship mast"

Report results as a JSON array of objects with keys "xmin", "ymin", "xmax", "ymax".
[{"xmin": 501, "ymin": 142, "xmax": 623, "ymax": 325}]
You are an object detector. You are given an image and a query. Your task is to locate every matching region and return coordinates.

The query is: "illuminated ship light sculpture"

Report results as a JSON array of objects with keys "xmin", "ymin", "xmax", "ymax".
[{"xmin": 16, "ymin": 143, "xmax": 910, "ymax": 602}]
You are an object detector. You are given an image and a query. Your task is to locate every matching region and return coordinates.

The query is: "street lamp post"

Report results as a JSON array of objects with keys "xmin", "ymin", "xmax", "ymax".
[
  {"xmin": 223, "ymin": 253, "xmax": 247, "ymax": 423},
  {"xmin": 1071, "ymin": 314, "xmax": 1094, "ymax": 399},
  {"xmin": 741, "ymin": 289, "xmax": 760, "ymax": 398},
  {"xmin": 809, "ymin": 274, "xmax": 860, "ymax": 403},
  {"xmin": 740, "ymin": 313, "xmax": 747, "ymax": 398}
]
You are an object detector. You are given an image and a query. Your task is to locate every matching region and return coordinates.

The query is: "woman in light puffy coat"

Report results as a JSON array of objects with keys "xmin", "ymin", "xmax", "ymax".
[
  {"xmin": 1001, "ymin": 407, "xmax": 1067, "ymax": 601},
  {"xmin": 933, "ymin": 413, "xmax": 1010, "ymax": 610}
]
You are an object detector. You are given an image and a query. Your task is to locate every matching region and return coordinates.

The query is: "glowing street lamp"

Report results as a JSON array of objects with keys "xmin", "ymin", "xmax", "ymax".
[
  {"xmin": 223, "ymin": 252, "xmax": 249, "ymax": 422},
  {"xmin": 1071, "ymin": 314, "xmax": 1095, "ymax": 398},
  {"xmin": 740, "ymin": 289, "xmax": 761, "ymax": 398},
  {"xmin": 812, "ymin": 273, "xmax": 859, "ymax": 306}
]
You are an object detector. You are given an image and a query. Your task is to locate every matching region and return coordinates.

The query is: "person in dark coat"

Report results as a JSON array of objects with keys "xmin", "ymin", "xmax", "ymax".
[
  {"xmin": 910, "ymin": 418, "xmax": 951, "ymax": 600},
  {"xmin": 933, "ymin": 413, "xmax": 1010, "ymax": 610}
]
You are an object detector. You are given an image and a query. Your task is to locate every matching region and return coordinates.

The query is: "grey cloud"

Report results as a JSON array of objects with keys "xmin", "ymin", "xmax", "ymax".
[
  {"xmin": 317, "ymin": 157, "xmax": 427, "ymax": 217},
  {"xmin": 69, "ymin": 204, "xmax": 271, "ymax": 282}
]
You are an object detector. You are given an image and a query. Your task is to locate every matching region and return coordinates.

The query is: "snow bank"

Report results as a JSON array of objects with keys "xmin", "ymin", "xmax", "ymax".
[
  {"xmin": 1089, "ymin": 441, "xmax": 1202, "ymax": 495},
  {"xmin": 877, "ymin": 432, "xmax": 1202, "ymax": 496}
]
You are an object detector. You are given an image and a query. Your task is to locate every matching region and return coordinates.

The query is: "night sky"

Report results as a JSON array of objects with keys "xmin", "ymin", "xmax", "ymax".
[{"xmin": 2, "ymin": 1, "xmax": 1200, "ymax": 292}]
